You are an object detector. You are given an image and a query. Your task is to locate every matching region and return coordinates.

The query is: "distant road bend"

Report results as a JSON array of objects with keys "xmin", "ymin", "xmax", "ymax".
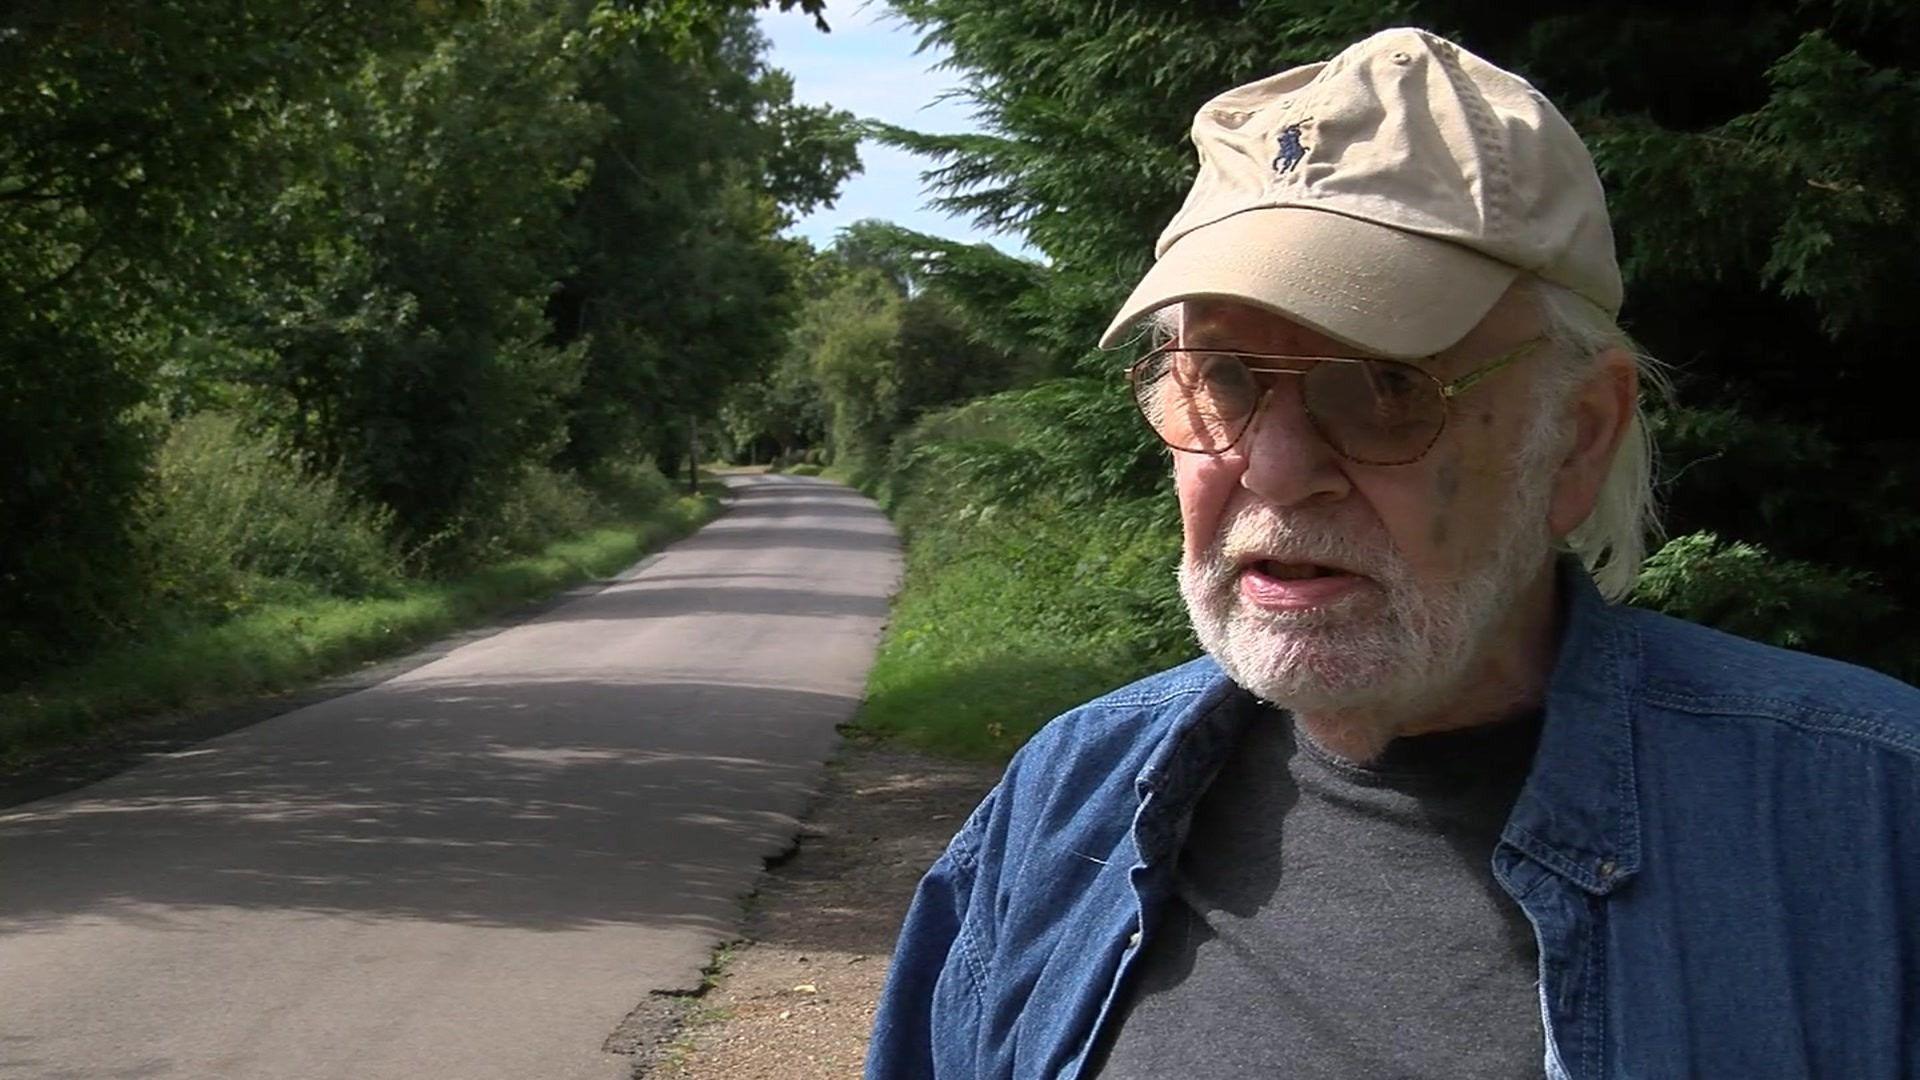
[{"xmin": 0, "ymin": 474, "xmax": 901, "ymax": 1080}]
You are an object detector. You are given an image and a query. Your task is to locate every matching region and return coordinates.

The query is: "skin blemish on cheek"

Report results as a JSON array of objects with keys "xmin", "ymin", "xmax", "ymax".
[
  {"xmin": 1435, "ymin": 460, "xmax": 1462, "ymax": 505},
  {"xmin": 1429, "ymin": 459, "xmax": 1462, "ymax": 551},
  {"xmin": 1478, "ymin": 411, "xmax": 1495, "ymax": 429}
]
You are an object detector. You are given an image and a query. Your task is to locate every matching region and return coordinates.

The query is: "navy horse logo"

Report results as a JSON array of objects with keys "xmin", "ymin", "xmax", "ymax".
[{"xmin": 1272, "ymin": 119, "xmax": 1313, "ymax": 175}]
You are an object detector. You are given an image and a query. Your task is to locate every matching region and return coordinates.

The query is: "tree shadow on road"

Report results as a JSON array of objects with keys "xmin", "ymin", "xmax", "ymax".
[{"xmin": 0, "ymin": 678, "xmax": 863, "ymax": 936}]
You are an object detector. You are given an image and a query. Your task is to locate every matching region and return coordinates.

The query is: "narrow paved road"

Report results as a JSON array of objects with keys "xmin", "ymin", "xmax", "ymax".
[{"xmin": 0, "ymin": 475, "xmax": 900, "ymax": 1080}]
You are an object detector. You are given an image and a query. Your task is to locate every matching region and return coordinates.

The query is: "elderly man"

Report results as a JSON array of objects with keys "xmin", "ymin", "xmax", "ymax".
[{"xmin": 866, "ymin": 26, "xmax": 1920, "ymax": 1080}]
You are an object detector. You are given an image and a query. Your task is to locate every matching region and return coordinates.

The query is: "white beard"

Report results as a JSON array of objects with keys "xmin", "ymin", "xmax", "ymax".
[{"xmin": 1179, "ymin": 465, "xmax": 1557, "ymax": 719}]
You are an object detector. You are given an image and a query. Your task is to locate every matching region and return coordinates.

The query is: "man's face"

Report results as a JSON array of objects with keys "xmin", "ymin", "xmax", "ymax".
[{"xmin": 1172, "ymin": 290, "xmax": 1568, "ymax": 718}]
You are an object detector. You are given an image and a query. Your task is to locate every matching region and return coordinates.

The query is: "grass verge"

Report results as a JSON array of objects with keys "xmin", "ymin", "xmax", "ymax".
[
  {"xmin": 850, "ymin": 495, "xmax": 1194, "ymax": 761},
  {"xmin": 0, "ymin": 486, "xmax": 724, "ymax": 766},
  {"xmin": 817, "ymin": 462, "xmax": 860, "ymax": 487}
]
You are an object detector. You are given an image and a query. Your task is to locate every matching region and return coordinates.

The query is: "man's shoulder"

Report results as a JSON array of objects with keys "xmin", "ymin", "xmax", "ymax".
[
  {"xmin": 1623, "ymin": 604, "xmax": 1920, "ymax": 754},
  {"xmin": 1063, "ymin": 654, "xmax": 1229, "ymax": 724},
  {"xmin": 985, "ymin": 655, "xmax": 1229, "ymax": 821},
  {"xmin": 1013, "ymin": 655, "xmax": 1226, "ymax": 765}
]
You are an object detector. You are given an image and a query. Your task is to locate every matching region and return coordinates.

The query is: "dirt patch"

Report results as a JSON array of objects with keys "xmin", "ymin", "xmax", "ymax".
[{"xmin": 637, "ymin": 737, "xmax": 1001, "ymax": 1079}]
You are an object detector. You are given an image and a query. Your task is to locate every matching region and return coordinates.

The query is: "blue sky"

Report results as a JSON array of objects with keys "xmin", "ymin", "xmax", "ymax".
[{"xmin": 754, "ymin": 2, "xmax": 1039, "ymax": 260}]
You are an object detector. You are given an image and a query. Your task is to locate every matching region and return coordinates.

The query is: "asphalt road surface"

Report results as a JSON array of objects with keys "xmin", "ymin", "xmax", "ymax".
[{"xmin": 0, "ymin": 474, "xmax": 902, "ymax": 1080}]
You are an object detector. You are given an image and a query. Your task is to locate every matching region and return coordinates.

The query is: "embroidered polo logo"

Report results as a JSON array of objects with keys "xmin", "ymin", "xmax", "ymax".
[{"xmin": 1272, "ymin": 119, "xmax": 1313, "ymax": 175}]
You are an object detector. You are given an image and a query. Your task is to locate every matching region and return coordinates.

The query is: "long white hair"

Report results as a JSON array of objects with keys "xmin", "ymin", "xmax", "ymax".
[{"xmin": 1527, "ymin": 279, "xmax": 1670, "ymax": 601}]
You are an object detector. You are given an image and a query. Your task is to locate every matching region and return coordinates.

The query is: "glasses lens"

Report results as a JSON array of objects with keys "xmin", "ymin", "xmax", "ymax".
[
  {"xmin": 1301, "ymin": 359, "xmax": 1445, "ymax": 465},
  {"xmin": 1134, "ymin": 350, "xmax": 1261, "ymax": 452}
]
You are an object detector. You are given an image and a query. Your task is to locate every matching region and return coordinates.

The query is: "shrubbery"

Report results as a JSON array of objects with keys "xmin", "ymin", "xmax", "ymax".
[
  {"xmin": 145, "ymin": 413, "xmax": 403, "ymax": 616},
  {"xmin": 5, "ymin": 400, "xmax": 691, "ymax": 730},
  {"xmin": 412, "ymin": 464, "xmax": 599, "ymax": 571}
]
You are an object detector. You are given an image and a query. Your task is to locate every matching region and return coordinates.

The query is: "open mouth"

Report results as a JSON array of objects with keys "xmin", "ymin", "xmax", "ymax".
[
  {"xmin": 1235, "ymin": 557, "xmax": 1368, "ymax": 610},
  {"xmin": 1249, "ymin": 559, "xmax": 1349, "ymax": 580}
]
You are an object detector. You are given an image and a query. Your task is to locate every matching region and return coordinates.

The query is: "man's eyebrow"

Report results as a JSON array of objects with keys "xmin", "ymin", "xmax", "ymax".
[{"xmin": 1177, "ymin": 321, "xmax": 1233, "ymax": 347}]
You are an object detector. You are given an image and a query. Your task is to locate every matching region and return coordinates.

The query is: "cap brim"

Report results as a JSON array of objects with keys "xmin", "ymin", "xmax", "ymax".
[{"xmin": 1098, "ymin": 207, "xmax": 1522, "ymax": 358}]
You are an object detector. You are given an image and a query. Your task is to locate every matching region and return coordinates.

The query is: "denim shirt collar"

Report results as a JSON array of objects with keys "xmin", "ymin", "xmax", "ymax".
[
  {"xmin": 1129, "ymin": 670, "xmax": 1255, "ymax": 867},
  {"xmin": 1500, "ymin": 560, "xmax": 1644, "ymax": 895},
  {"xmin": 1127, "ymin": 559, "xmax": 1644, "ymax": 894}
]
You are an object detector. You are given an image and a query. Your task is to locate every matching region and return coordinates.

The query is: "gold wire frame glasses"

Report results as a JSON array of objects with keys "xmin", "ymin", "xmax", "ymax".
[{"xmin": 1126, "ymin": 338, "xmax": 1542, "ymax": 466}]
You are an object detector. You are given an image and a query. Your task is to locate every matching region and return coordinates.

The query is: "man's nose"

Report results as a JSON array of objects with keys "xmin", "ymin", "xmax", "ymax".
[{"xmin": 1234, "ymin": 377, "xmax": 1353, "ymax": 507}]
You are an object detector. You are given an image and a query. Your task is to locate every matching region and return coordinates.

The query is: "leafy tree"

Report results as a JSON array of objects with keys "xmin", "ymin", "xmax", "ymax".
[
  {"xmin": 804, "ymin": 268, "xmax": 908, "ymax": 467},
  {"xmin": 728, "ymin": 229, "xmax": 1037, "ymax": 474},
  {"xmin": 551, "ymin": 9, "xmax": 859, "ymax": 484},
  {"xmin": 0, "ymin": 0, "xmax": 449, "ymax": 670},
  {"xmin": 223, "ymin": 0, "xmax": 598, "ymax": 563},
  {"xmin": 719, "ymin": 342, "xmax": 829, "ymax": 463},
  {"xmin": 809, "ymin": 219, "xmax": 1076, "ymax": 374}
]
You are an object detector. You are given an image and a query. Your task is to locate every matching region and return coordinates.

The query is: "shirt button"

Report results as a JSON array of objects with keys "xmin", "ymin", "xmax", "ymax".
[
  {"xmin": 1598, "ymin": 859, "xmax": 1617, "ymax": 878},
  {"xmin": 1126, "ymin": 931, "xmax": 1141, "ymax": 949}
]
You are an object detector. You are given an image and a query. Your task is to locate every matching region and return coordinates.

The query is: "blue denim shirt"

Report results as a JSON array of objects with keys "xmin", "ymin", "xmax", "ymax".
[{"xmin": 867, "ymin": 571, "xmax": 1920, "ymax": 1078}]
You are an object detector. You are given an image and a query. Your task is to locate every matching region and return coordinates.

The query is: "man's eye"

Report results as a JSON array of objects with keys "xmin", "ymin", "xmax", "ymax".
[
  {"xmin": 1195, "ymin": 354, "xmax": 1240, "ymax": 387},
  {"xmin": 1360, "ymin": 364, "xmax": 1431, "ymax": 423},
  {"xmin": 1368, "ymin": 363, "xmax": 1421, "ymax": 400},
  {"xmin": 1193, "ymin": 355, "xmax": 1256, "ymax": 411}
]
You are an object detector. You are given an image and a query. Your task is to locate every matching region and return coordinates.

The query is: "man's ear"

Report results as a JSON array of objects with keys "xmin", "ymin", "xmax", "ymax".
[{"xmin": 1548, "ymin": 348, "xmax": 1637, "ymax": 539}]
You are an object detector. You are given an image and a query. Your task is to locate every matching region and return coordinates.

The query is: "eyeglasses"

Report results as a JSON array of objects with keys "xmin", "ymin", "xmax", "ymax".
[{"xmin": 1126, "ymin": 338, "xmax": 1543, "ymax": 466}]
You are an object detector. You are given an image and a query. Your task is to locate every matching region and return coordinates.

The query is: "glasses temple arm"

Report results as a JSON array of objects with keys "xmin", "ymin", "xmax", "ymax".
[{"xmin": 1438, "ymin": 340, "xmax": 1538, "ymax": 398}]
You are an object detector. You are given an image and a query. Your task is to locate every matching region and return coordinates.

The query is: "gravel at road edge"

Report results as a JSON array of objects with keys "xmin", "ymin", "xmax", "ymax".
[{"xmin": 634, "ymin": 737, "xmax": 1001, "ymax": 1079}]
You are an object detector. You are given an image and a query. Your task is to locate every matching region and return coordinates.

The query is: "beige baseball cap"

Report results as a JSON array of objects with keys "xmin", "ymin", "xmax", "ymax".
[{"xmin": 1099, "ymin": 27, "xmax": 1621, "ymax": 358}]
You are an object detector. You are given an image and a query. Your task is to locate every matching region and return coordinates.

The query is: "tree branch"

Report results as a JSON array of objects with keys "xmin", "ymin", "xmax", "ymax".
[
  {"xmin": 24, "ymin": 230, "xmax": 112, "ymax": 299},
  {"xmin": 0, "ymin": 187, "xmax": 68, "ymax": 203}
]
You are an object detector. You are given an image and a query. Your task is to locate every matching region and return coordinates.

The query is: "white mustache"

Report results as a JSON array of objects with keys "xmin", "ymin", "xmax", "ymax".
[{"xmin": 1200, "ymin": 507, "xmax": 1399, "ymax": 584}]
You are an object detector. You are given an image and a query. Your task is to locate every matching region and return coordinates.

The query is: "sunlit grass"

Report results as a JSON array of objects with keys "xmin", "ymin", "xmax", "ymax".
[{"xmin": 851, "ymin": 495, "xmax": 1195, "ymax": 761}]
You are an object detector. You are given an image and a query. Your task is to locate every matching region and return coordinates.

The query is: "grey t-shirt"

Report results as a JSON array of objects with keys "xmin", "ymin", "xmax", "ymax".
[{"xmin": 1094, "ymin": 707, "xmax": 1545, "ymax": 1079}]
